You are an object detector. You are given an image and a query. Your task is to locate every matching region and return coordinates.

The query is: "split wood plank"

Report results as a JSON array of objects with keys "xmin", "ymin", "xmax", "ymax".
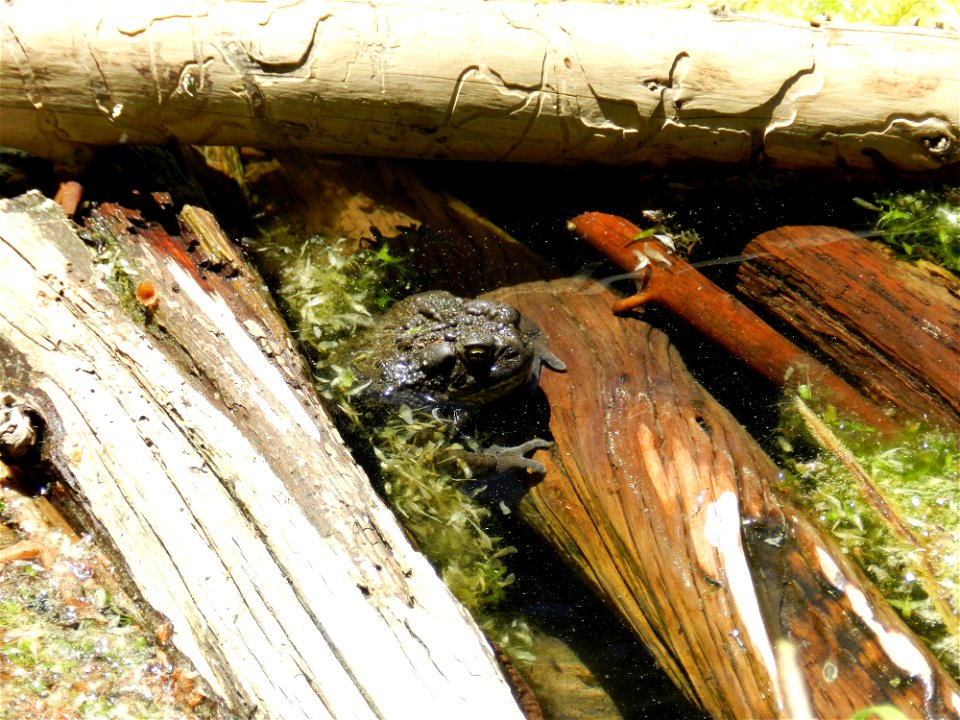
[{"xmin": 0, "ymin": 191, "xmax": 526, "ymax": 720}]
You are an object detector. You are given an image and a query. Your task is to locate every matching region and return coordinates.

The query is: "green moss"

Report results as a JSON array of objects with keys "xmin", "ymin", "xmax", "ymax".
[
  {"xmin": 79, "ymin": 220, "xmax": 148, "ymax": 325},
  {"xmin": 594, "ymin": 0, "xmax": 956, "ymax": 25},
  {"xmin": 0, "ymin": 552, "xmax": 201, "ymax": 719},
  {"xmin": 776, "ymin": 394, "xmax": 959, "ymax": 678},
  {"xmin": 260, "ymin": 232, "xmax": 535, "ymax": 658},
  {"xmin": 851, "ymin": 705, "xmax": 910, "ymax": 720},
  {"xmin": 713, "ymin": 0, "xmax": 956, "ymax": 24},
  {"xmin": 261, "ymin": 234, "xmax": 413, "ymax": 366},
  {"xmin": 372, "ymin": 408, "xmax": 517, "ymax": 609},
  {"xmin": 863, "ymin": 187, "xmax": 960, "ymax": 274}
]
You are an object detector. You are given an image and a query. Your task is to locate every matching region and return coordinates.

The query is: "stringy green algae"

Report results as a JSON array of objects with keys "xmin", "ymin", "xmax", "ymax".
[
  {"xmin": 270, "ymin": 235, "xmax": 534, "ymax": 657},
  {"xmin": 866, "ymin": 186, "xmax": 960, "ymax": 274},
  {"xmin": 0, "ymin": 537, "xmax": 205, "ymax": 720},
  {"xmin": 776, "ymin": 393, "xmax": 959, "ymax": 679}
]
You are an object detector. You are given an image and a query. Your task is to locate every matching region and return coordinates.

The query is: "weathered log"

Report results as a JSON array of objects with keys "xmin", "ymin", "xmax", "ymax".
[
  {"xmin": 489, "ymin": 278, "xmax": 960, "ymax": 719},
  {"xmin": 2, "ymin": 0, "xmax": 958, "ymax": 174},
  {"xmin": 736, "ymin": 226, "xmax": 960, "ymax": 427},
  {"xmin": 0, "ymin": 191, "xmax": 526, "ymax": 720}
]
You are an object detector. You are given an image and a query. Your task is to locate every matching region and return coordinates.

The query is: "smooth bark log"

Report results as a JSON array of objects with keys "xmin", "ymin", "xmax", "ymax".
[
  {"xmin": 1, "ymin": 0, "xmax": 958, "ymax": 174},
  {"xmin": 489, "ymin": 278, "xmax": 960, "ymax": 720},
  {"xmin": 736, "ymin": 226, "xmax": 960, "ymax": 427},
  {"xmin": 0, "ymin": 191, "xmax": 526, "ymax": 720}
]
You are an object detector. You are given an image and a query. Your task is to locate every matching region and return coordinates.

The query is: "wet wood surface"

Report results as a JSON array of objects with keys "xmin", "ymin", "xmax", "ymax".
[
  {"xmin": 217, "ymin": 152, "xmax": 960, "ymax": 717},
  {"xmin": 489, "ymin": 278, "xmax": 960, "ymax": 720},
  {"xmin": 737, "ymin": 226, "xmax": 960, "ymax": 428},
  {"xmin": 567, "ymin": 211, "xmax": 896, "ymax": 432}
]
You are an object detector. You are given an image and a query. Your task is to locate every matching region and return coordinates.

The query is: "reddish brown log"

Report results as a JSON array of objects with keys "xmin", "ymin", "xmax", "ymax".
[
  {"xmin": 736, "ymin": 226, "xmax": 960, "ymax": 428},
  {"xmin": 490, "ymin": 279, "xmax": 960, "ymax": 720},
  {"xmin": 567, "ymin": 212, "xmax": 896, "ymax": 432},
  {"xmin": 52, "ymin": 180, "xmax": 82, "ymax": 216}
]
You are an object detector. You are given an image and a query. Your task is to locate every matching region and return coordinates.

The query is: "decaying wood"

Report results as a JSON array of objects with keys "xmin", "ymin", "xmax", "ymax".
[
  {"xmin": 230, "ymin": 153, "xmax": 960, "ymax": 717},
  {"xmin": 2, "ymin": 0, "xmax": 958, "ymax": 174},
  {"xmin": 244, "ymin": 151, "xmax": 560, "ymax": 297},
  {"xmin": 489, "ymin": 278, "xmax": 960, "ymax": 719},
  {"xmin": 0, "ymin": 192, "xmax": 527, "ymax": 720},
  {"xmin": 567, "ymin": 212, "xmax": 896, "ymax": 432},
  {"xmin": 736, "ymin": 226, "xmax": 960, "ymax": 428}
]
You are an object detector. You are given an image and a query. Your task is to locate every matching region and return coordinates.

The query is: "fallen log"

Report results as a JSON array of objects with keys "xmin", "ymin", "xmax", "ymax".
[
  {"xmin": 230, "ymin": 154, "xmax": 960, "ymax": 717},
  {"xmin": 1, "ymin": 0, "xmax": 958, "ymax": 174},
  {"xmin": 0, "ymin": 191, "xmax": 527, "ymax": 720},
  {"xmin": 489, "ymin": 278, "xmax": 960, "ymax": 719},
  {"xmin": 736, "ymin": 226, "xmax": 960, "ymax": 427}
]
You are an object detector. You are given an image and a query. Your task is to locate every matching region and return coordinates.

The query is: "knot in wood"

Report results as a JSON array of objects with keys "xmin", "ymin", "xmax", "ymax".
[{"xmin": 922, "ymin": 133, "xmax": 953, "ymax": 158}]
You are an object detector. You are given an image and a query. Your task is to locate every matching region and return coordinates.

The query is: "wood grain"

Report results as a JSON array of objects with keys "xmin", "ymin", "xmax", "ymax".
[
  {"xmin": 738, "ymin": 226, "xmax": 959, "ymax": 427},
  {"xmin": 489, "ymin": 278, "xmax": 960, "ymax": 719},
  {"xmin": 2, "ymin": 1, "xmax": 957, "ymax": 174},
  {"xmin": 0, "ymin": 191, "xmax": 526, "ymax": 720}
]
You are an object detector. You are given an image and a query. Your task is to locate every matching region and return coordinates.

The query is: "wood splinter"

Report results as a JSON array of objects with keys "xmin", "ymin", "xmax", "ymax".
[{"xmin": 567, "ymin": 211, "xmax": 896, "ymax": 432}]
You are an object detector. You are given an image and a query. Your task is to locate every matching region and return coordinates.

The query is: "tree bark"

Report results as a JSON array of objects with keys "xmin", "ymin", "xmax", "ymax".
[
  {"xmin": 0, "ymin": 191, "xmax": 526, "ymax": 720},
  {"xmin": 2, "ymin": 0, "xmax": 958, "ymax": 174},
  {"xmin": 736, "ymin": 226, "xmax": 960, "ymax": 427}
]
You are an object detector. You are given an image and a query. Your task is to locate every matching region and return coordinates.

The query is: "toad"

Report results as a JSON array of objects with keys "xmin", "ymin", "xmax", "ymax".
[{"xmin": 338, "ymin": 290, "xmax": 565, "ymax": 473}]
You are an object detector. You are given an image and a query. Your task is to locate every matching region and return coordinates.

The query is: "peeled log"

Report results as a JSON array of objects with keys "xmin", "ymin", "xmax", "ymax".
[
  {"xmin": 0, "ymin": 192, "xmax": 526, "ymax": 720},
  {"xmin": 1, "ymin": 0, "xmax": 958, "ymax": 174},
  {"xmin": 736, "ymin": 227, "xmax": 960, "ymax": 427},
  {"xmin": 488, "ymin": 279, "xmax": 960, "ymax": 719}
]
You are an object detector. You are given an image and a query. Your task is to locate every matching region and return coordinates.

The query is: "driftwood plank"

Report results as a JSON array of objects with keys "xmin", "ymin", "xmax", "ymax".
[
  {"xmin": 0, "ymin": 191, "xmax": 526, "ymax": 720},
  {"xmin": 736, "ymin": 226, "xmax": 960, "ymax": 427},
  {"xmin": 1, "ymin": 0, "xmax": 957, "ymax": 174}
]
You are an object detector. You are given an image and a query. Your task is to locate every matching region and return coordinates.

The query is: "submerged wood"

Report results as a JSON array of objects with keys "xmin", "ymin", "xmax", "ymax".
[
  {"xmin": 2, "ymin": 0, "xmax": 958, "ymax": 174},
  {"xmin": 489, "ymin": 278, "xmax": 960, "ymax": 719},
  {"xmin": 234, "ymin": 154, "xmax": 960, "ymax": 717},
  {"xmin": 736, "ymin": 226, "xmax": 960, "ymax": 428},
  {"xmin": 0, "ymin": 191, "xmax": 526, "ymax": 720}
]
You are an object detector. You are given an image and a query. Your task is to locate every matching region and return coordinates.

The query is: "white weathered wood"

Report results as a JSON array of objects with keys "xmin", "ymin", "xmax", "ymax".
[
  {"xmin": 0, "ymin": 192, "xmax": 525, "ymax": 720},
  {"xmin": 1, "ymin": 0, "xmax": 956, "ymax": 172}
]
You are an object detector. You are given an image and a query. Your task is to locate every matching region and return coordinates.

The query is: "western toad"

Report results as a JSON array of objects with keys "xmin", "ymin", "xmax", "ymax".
[{"xmin": 343, "ymin": 290, "xmax": 565, "ymax": 411}]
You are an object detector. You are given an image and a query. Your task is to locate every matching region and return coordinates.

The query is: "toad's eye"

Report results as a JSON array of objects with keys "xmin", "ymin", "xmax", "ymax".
[{"xmin": 462, "ymin": 342, "xmax": 493, "ymax": 367}]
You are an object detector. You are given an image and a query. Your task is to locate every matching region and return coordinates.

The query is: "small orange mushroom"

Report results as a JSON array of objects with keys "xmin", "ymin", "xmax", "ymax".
[{"xmin": 135, "ymin": 280, "xmax": 159, "ymax": 310}]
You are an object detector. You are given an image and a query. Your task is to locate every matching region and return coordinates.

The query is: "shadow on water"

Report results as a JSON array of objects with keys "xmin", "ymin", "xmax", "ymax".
[{"xmin": 473, "ymin": 391, "xmax": 709, "ymax": 719}]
